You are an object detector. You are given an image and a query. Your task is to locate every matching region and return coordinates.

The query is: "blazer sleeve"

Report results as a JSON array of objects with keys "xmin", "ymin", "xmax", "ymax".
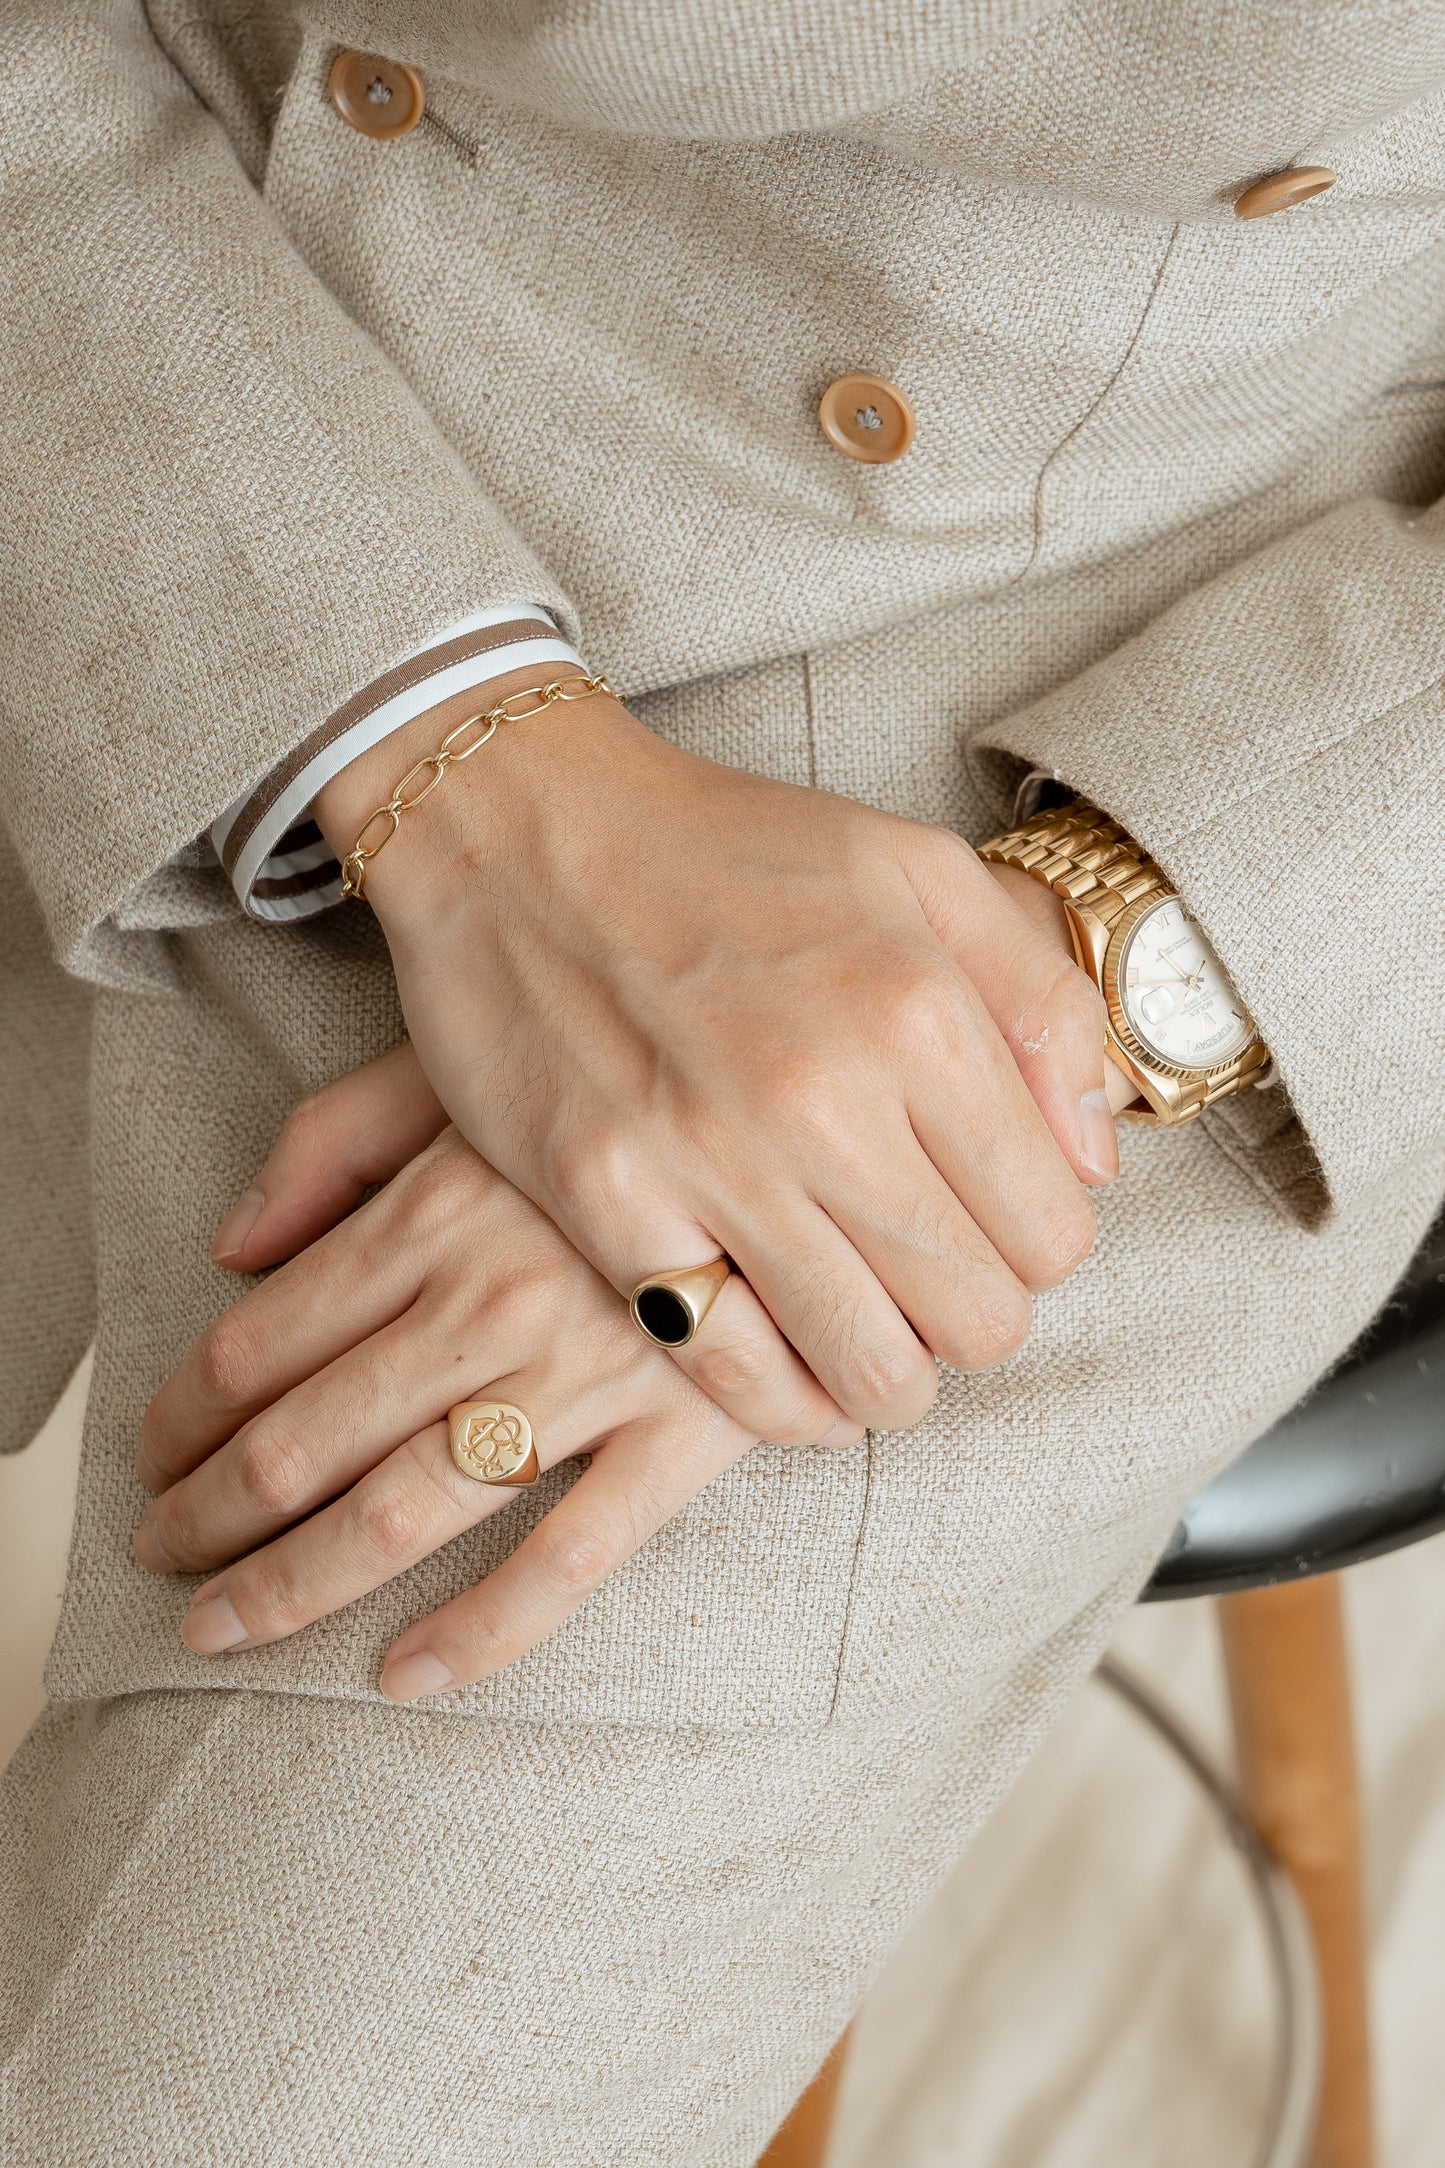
[
  {"xmin": 0, "ymin": 2, "xmax": 577, "ymax": 987},
  {"xmin": 970, "ymin": 492, "xmax": 1445, "ymax": 1228}
]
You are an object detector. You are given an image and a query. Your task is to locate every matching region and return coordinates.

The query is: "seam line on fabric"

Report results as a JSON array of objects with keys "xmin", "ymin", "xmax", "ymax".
[
  {"xmin": 1012, "ymin": 220, "xmax": 1181, "ymax": 593},
  {"xmin": 828, "ymin": 1431, "xmax": 874, "ymax": 1722}
]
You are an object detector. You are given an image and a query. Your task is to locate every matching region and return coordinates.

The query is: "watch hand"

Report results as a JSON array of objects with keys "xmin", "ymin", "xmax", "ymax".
[{"xmin": 1158, "ymin": 951, "xmax": 1209, "ymax": 991}]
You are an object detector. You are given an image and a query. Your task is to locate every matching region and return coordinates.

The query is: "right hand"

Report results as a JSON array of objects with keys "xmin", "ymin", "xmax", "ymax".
[{"xmin": 315, "ymin": 672, "xmax": 1114, "ymax": 1441}]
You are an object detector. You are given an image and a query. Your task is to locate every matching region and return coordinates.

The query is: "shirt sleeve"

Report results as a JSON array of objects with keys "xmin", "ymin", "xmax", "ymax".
[
  {"xmin": 212, "ymin": 606, "xmax": 589, "ymax": 921},
  {"xmin": 0, "ymin": 2, "xmax": 578, "ymax": 989}
]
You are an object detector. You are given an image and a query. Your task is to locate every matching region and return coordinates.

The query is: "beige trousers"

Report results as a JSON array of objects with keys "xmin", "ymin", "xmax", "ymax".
[
  {"xmin": 0, "ymin": 1587, "xmax": 1132, "ymax": 2167},
  {"xmin": 1, "ymin": 1122, "xmax": 1436, "ymax": 2162}
]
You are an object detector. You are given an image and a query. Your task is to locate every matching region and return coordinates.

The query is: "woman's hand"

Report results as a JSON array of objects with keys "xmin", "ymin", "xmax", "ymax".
[
  {"xmin": 314, "ymin": 673, "xmax": 1113, "ymax": 1446},
  {"xmin": 133, "ymin": 1048, "xmax": 862, "ymax": 1698}
]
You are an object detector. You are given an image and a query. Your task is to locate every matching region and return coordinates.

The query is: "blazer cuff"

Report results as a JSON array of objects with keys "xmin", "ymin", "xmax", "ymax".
[
  {"xmin": 968, "ymin": 495, "xmax": 1445, "ymax": 1227},
  {"xmin": 211, "ymin": 607, "xmax": 586, "ymax": 921}
]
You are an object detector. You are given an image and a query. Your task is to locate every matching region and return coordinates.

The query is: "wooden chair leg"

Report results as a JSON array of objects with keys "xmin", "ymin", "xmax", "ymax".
[
  {"xmin": 1218, "ymin": 1575, "xmax": 1374, "ymax": 2168},
  {"xmin": 755, "ymin": 2026, "xmax": 852, "ymax": 2168}
]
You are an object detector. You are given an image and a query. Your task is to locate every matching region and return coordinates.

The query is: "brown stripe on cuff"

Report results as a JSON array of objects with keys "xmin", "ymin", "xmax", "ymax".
[
  {"xmin": 251, "ymin": 864, "xmax": 341, "ymax": 902},
  {"xmin": 223, "ymin": 618, "xmax": 563, "ymax": 880}
]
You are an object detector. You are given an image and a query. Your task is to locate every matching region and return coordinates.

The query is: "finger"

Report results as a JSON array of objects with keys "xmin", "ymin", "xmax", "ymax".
[
  {"xmin": 210, "ymin": 1042, "xmax": 447, "ymax": 1273},
  {"xmin": 141, "ymin": 1172, "xmax": 431, "ymax": 1487},
  {"xmin": 812, "ymin": 1127, "xmax": 1036, "ymax": 1371},
  {"xmin": 642, "ymin": 1270, "xmax": 859, "ymax": 1449},
  {"xmin": 378, "ymin": 1401, "xmax": 751, "ymax": 1697},
  {"xmin": 178, "ymin": 1423, "xmax": 468, "ymax": 1653},
  {"xmin": 714, "ymin": 1189, "xmax": 941, "ymax": 1432},
  {"xmin": 137, "ymin": 1301, "xmax": 462, "ymax": 1573},
  {"xmin": 896, "ymin": 968, "xmax": 1099, "ymax": 1293},
  {"xmin": 534, "ymin": 1121, "xmax": 937, "ymax": 1435},
  {"xmin": 174, "ymin": 1356, "xmax": 675, "ymax": 1654},
  {"xmin": 900, "ymin": 827, "xmax": 1117, "ymax": 1187},
  {"xmin": 535, "ymin": 1159, "xmax": 878, "ymax": 1442}
]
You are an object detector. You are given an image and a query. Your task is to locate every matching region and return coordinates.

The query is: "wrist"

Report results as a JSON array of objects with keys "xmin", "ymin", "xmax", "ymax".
[{"xmin": 314, "ymin": 666, "xmax": 641, "ymax": 913}]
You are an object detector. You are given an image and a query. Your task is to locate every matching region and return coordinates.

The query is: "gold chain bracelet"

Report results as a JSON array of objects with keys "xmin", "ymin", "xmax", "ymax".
[{"xmin": 339, "ymin": 673, "xmax": 616, "ymax": 901}]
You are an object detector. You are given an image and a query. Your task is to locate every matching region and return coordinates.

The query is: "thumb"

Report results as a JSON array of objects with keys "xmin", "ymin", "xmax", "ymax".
[
  {"xmin": 210, "ymin": 1042, "xmax": 448, "ymax": 1271},
  {"xmin": 897, "ymin": 823, "xmax": 1120, "ymax": 1187}
]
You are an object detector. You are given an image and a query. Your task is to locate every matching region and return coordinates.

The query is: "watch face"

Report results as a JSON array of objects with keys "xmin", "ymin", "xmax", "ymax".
[{"xmin": 1117, "ymin": 898, "xmax": 1254, "ymax": 1072}]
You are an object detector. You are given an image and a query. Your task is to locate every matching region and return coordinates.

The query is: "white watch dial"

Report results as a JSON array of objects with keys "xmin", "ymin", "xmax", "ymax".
[{"xmin": 1118, "ymin": 897, "xmax": 1254, "ymax": 1071}]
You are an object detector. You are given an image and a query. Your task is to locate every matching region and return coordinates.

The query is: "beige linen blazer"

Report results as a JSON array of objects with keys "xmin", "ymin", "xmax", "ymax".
[
  {"xmin": 4, "ymin": 1, "xmax": 1443, "ymax": 1170},
  {"xmin": 2, "ymin": 1, "xmax": 1444, "ymax": 1725}
]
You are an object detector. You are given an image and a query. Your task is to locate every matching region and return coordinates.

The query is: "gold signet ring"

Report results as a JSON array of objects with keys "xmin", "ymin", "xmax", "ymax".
[
  {"xmin": 447, "ymin": 1401, "xmax": 541, "ymax": 1486},
  {"xmin": 629, "ymin": 1258, "xmax": 732, "ymax": 1347}
]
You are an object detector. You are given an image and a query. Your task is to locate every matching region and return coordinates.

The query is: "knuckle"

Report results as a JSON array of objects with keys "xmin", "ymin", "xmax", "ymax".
[
  {"xmin": 1009, "ymin": 965, "xmax": 1104, "ymax": 1067},
  {"xmin": 947, "ymin": 1279, "xmax": 1033, "ymax": 1371},
  {"xmin": 690, "ymin": 1329, "xmax": 827, "ymax": 1445},
  {"xmin": 1048, "ymin": 962, "xmax": 1108, "ymax": 1039},
  {"xmin": 777, "ymin": 1061, "xmax": 857, "ymax": 1153},
  {"xmin": 535, "ymin": 1522, "xmax": 620, "ymax": 1596},
  {"xmin": 839, "ymin": 1339, "xmax": 938, "ymax": 1429},
  {"xmin": 230, "ymin": 1557, "xmax": 304, "ymax": 1640},
  {"xmin": 151, "ymin": 1491, "xmax": 201, "ymax": 1566},
  {"xmin": 232, "ymin": 1423, "xmax": 312, "ymax": 1520},
  {"xmin": 545, "ymin": 1129, "xmax": 639, "ymax": 1223},
  {"xmin": 883, "ymin": 971, "xmax": 956, "ymax": 1067},
  {"xmin": 442, "ymin": 1605, "xmax": 513, "ymax": 1674},
  {"xmin": 353, "ymin": 1483, "xmax": 431, "ymax": 1563},
  {"xmin": 1032, "ymin": 1196, "xmax": 1098, "ymax": 1287},
  {"xmin": 277, "ymin": 1088, "xmax": 330, "ymax": 1156},
  {"xmin": 689, "ymin": 1329, "xmax": 778, "ymax": 1404},
  {"xmin": 1018, "ymin": 1196, "xmax": 1096, "ymax": 1292},
  {"xmin": 193, "ymin": 1310, "xmax": 263, "ymax": 1412},
  {"xmin": 398, "ymin": 1137, "xmax": 471, "ymax": 1229}
]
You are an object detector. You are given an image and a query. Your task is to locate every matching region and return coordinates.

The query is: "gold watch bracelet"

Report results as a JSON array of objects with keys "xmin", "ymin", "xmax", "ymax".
[{"xmin": 978, "ymin": 798, "xmax": 1270, "ymax": 1124}]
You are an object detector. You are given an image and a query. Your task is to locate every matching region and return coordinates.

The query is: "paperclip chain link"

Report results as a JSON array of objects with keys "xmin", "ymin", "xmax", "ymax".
[{"xmin": 339, "ymin": 673, "xmax": 616, "ymax": 900}]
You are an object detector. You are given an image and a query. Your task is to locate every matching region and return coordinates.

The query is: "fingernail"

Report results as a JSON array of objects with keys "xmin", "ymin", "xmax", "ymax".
[
  {"xmin": 210, "ymin": 1186, "xmax": 265, "ymax": 1263},
  {"xmin": 1077, "ymin": 1088, "xmax": 1119, "ymax": 1184},
  {"xmin": 134, "ymin": 1445, "xmax": 166, "ymax": 1490},
  {"xmin": 131, "ymin": 1514, "xmax": 176, "ymax": 1572},
  {"xmin": 182, "ymin": 1592, "xmax": 249, "ymax": 1653},
  {"xmin": 381, "ymin": 1651, "xmax": 455, "ymax": 1702},
  {"xmin": 816, "ymin": 1414, "xmax": 860, "ymax": 1448}
]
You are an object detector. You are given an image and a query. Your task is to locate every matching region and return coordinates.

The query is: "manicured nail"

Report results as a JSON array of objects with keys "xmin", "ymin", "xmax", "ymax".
[
  {"xmin": 182, "ymin": 1592, "xmax": 249, "ymax": 1654},
  {"xmin": 134, "ymin": 1445, "xmax": 166, "ymax": 1490},
  {"xmin": 1077, "ymin": 1088, "xmax": 1119, "ymax": 1184},
  {"xmin": 131, "ymin": 1514, "xmax": 176, "ymax": 1572},
  {"xmin": 210, "ymin": 1186, "xmax": 265, "ymax": 1263},
  {"xmin": 381, "ymin": 1651, "xmax": 455, "ymax": 1702}
]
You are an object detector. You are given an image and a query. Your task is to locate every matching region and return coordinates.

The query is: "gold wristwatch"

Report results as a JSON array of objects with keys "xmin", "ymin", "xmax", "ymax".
[{"xmin": 978, "ymin": 797, "xmax": 1271, "ymax": 1127}]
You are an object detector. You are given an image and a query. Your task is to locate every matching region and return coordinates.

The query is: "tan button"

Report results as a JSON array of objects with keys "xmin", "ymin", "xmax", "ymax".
[
  {"xmin": 328, "ymin": 50, "xmax": 425, "ymax": 140},
  {"xmin": 1234, "ymin": 166, "xmax": 1336, "ymax": 220},
  {"xmin": 818, "ymin": 373, "xmax": 916, "ymax": 465}
]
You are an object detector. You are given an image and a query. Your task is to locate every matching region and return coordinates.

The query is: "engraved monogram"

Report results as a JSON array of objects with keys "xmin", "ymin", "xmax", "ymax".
[{"xmin": 453, "ymin": 1404, "xmax": 533, "ymax": 1483}]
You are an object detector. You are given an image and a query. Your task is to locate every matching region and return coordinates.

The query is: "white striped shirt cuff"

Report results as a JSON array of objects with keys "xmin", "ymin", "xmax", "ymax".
[{"xmin": 212, "ymin": 605, "xmax": 586, "ymax": 921}]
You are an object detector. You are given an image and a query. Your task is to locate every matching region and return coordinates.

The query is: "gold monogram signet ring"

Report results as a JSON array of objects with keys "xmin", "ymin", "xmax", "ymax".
[
  {"xmin": 629, "ymin": 1258, "xmax": 732, "ymax": 1347},
  {"xmin": 447, "ymin": 1401, "xmax": 540, "ymax": 1486}
]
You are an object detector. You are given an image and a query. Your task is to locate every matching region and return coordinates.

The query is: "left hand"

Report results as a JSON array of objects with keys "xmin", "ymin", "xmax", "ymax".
[
  {"xmin": 133, "ymin": 1047, "xmax": 860, "ymax": 1698},
  {"xmin": 313, "ymin": 687, "xmax": 1116, "ymax": 1445}
]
